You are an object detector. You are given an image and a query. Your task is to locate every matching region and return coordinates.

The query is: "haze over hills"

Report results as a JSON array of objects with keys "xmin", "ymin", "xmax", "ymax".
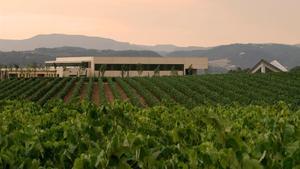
[
  {"xmin": 0, "ymin": 34, "xmax": 205, "ymax": 53},
  {"xmin": 0, "ymin": 34, "xmax": 300, "ymax": 71}
]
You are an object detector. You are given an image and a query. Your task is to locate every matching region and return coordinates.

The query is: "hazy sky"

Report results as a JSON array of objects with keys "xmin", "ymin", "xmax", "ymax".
[{"xmin": 0, "ymin": 0, "xmax": 299, "ymax": 46}]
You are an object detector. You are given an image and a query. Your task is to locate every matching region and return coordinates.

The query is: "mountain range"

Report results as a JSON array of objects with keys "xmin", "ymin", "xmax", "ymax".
[
  {"xmin": 0, "ymin": 34, "xmax": 300, "ymax": 72},
  {"xmin": 0, "ymin": 34, "xmax": 205, "ymax": 53},
  {"xmin": 167, "ymin": 44, "xmax": 300, "ymax": 70}
]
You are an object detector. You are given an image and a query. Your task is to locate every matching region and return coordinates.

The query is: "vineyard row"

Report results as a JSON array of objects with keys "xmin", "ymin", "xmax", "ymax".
[{"xmin": 0, "ymin": 72, "xmax": 299, "ymax": 107}]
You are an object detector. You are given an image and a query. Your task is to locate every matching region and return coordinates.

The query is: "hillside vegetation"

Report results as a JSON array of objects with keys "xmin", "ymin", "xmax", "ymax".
[{"xmin": 0, "ymin": 48, "xmax": 161, "ymax": 67}]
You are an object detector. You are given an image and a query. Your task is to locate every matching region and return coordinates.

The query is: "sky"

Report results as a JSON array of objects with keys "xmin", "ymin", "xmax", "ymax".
[{"xmin": 0, "ymin": 0, "xmax": 300, "ymax": 47}]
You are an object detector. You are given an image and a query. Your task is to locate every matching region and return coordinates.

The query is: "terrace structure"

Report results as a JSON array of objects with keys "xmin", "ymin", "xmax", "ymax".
[
  {"xmin": 250, "ymin": 59, "xmax": 288, "ymax": 74},
  {"xmin": 0, "ymin": 68, "xmax": 57, "ymax": 79},
  {"xmin": 45, "ymin": 56, "xmax": 208, "ymax": 77}
]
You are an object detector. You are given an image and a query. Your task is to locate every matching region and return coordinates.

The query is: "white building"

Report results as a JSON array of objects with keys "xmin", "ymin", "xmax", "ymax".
[
  {"xmin": 250, "ymin": 59, "xmax": 288, "ymax": 73},
  {"xmin": 45, "ymin": 56, "xmax": 208, "ymax": 77}
]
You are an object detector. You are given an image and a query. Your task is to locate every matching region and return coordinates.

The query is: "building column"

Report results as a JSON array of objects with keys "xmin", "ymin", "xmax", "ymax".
[
  {"xmin": 90, "ymin": 60, "xmax": 95, "ymax": 77},
  {"xmin": 261, "ymin": 65, "xmax": 266, "ymax": 73}
]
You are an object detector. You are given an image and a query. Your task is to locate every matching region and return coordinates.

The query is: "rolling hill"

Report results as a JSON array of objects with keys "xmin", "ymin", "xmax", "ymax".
[
  {"xmin": 167, "ymin": 44, "xmax": 300, "ymax": 70},
  {"xmin": 0, "ymin": 34, "xmax": 205, "ymax": 52}
]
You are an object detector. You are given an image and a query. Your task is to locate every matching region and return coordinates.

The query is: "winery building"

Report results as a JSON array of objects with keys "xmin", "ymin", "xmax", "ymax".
[{"xmin": 45, "ymin": 56, "xmax": 208, "ymax": 77}]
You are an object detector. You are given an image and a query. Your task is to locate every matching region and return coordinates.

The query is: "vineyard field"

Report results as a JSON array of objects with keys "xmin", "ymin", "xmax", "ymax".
[
  {"xmin": 0, "ymin": 100, "xmax": 299, "ymax": 168},
  {"xmin": 1, "ymin": 72, "xmax": 300, "ymax": 168},
  {"xmin": 0, "ymin": 72, "xmax": 299, "ymax": 108}
]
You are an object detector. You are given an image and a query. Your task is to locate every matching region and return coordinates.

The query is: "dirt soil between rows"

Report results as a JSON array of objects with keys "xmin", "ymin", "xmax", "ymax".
[
  {"xmin": 92, "ymin": 83, "xmax": 99, "ymax": 105},
  {"xmin": 104, "ymin": 83, "xmax": 114, "ymax": 103},
  {"xmin": 131, "ymin": 86, "xmax": 147, "ymax": 107},
  {"xmin": 64, "ymin": 81, "xmax": 76, "ymax": 103},
  {"xmin": 116, "ymin": 83, "xmax": 129, "ymax": 101},
  {"xmin": 80, "ymin": 83, "xmax": 88, "ymax": 101}
]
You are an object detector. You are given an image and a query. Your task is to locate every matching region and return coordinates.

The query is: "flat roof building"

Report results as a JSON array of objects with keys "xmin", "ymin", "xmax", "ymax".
[{"xmin": 45, "ymin": 56, "xmax": 208, "ymax": 77}]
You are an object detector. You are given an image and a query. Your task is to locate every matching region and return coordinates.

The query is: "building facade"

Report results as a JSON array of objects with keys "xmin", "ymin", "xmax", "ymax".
[{"xmin": 45, "ymin": 56, "xmax": 208, "ymax": 77}]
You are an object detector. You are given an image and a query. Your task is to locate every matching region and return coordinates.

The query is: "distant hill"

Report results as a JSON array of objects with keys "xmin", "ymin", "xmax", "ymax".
[
  {"xmin": 0, "ymin": 34, "xmax": 205, "ymax": 53},
  {"xmin": 167, "ymin": 44, "xmax": 300, "ymax": 70},
  {"xmin": 1, "ymin": 44, "xmax": 300, "ymax": 72},
  {"xmin": 0, "ymin": 51, "xmax": 53, "ymax": 67},
  {"xmin": 0, "ymin": 47, "xmax": 161, "ymax": 66},
  {"xmin": 0, "ymin": 34, "xmax": 300, "ymax": 72}
]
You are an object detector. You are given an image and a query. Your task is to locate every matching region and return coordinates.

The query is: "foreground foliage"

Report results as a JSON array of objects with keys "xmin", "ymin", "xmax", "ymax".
[{"xmin": 0, "ymin": 100, "xmax": 299, "ymax": 168}]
